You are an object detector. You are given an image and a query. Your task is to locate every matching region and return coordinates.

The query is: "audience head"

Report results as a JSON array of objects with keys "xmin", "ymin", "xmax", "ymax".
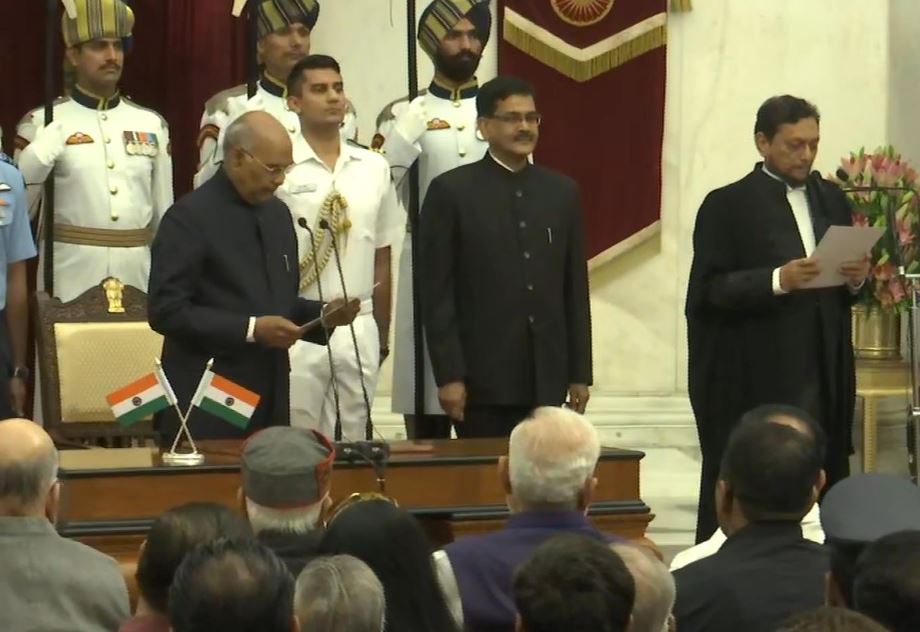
[
  {"xmin": 135, "ymin": 502, "xmax": 253, "ymax": 615},
  {"xmin": 513, "ymin": 533, "xmax": 634, "ymax": 632},
  {"xmin": 223, "ymin": 111, "xmax": 294, "ymax": 204},
  {"xmin": 611, "ymin": 543, "xmax": 675, "ymax": 632},
  {"xmin": 776, "ymin": 607, "xmax": 889, "ymax": 632},
  {"xmin": 716, "ymin": 404, "xmax": 826, "ymax": 535},
  {"xmin": 318, "ymin": 498, "xmax": 455, "ymax": 632},
  {"xmin": 0, "ymin": 419, "xmax": 60, "ymax": 520},
  {"xmin": 853, "ymin": 530, "xmax": 920, "ymax": 632},
  {"xmin": 754, "ymin": 94, "xmax": 821, "ymax": 186},
  {"xmin": 295, "ymin": 554, "xmax": 385, "ymax": 632},
  {"xmin": 169, "ymin": 537, "xmax": 295, "ymax": 632},
  {"xmin": 821, "ymin": 473, "xmax": 920, "ymax": 607},
  {"xmin": 476, "ymin": 75, "xmax": 539, "ymax": 162},
  {"xmin": 241, "ymin": 427, "xmax": 335, "ymax": 535},
  {"xmin": 502, "ymin": 406, "xmax": 600, "ymax": 513}
]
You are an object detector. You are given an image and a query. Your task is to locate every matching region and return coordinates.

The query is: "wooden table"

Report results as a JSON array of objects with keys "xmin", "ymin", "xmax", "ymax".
[
  {"xmin": 855, "ymin": 358, "xmax": 911, "ymax": 471},
  {"xmin": 57, "ymin": 438, "xmax": 651, "ymax": 562}
]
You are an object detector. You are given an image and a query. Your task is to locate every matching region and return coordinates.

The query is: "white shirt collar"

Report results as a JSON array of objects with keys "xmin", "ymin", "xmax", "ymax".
[
  {"xmin": 489, "ymin": 150, "xmax": 521, "ymax": 173},
  {"xmin": 762, "ymin": 164, "xmax": 806, "ymax": 192}
]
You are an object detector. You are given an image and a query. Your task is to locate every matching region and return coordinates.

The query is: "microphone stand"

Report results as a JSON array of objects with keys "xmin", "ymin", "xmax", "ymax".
[{"xmin": 296, "ymin": 218, "xmax": 344, "ymax": 441}]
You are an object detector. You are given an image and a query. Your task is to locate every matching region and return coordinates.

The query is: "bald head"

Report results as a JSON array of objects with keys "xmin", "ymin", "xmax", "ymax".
[
  {"xmin": 0, "ymin": 419, "xmax": 59, "ymax": 516},
  {"xmin": 506, "ymin": 407, "xmax": 600, "ymax": 510},
  {"xmin": 223, "ymin": 111, "xmax": 294, "ymax": 204}
]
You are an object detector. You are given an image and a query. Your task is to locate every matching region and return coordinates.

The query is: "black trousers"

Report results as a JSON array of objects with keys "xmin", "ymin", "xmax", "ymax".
[
  {"xmin": 404, "ymin": 414, "xmax": 453, "ymax": 439},
  {"xmin": 0, "ymin": 309, "xmax": 13, "ymax": 419},
  {"xmin": 454, "ymin": 405, "xmax": 533, "ymax": 439}
]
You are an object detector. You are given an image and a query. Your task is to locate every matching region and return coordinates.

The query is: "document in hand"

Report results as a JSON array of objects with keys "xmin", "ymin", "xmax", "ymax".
[{"xmin": 801, "ymin": 225, "xmax": 884, "ymax": 289}]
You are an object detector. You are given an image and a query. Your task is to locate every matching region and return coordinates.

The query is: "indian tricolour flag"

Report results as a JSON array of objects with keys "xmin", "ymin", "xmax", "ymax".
[
  {"xmin": 191, "ymin": 370, "xmax": 260, "ymax": 429},
  {"xmin": 105, "ymin": 372, "xmax": 172, "ymax": 427}
]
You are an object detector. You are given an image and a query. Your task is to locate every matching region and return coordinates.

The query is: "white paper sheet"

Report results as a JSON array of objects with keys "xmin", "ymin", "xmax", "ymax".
[{"xmin": 800, "ymin": 225, "xmax": 884, "ymax": 289}]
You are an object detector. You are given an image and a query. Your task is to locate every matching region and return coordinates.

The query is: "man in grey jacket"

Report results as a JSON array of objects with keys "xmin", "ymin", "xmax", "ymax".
[{"xmin": 0, "ymin": 418, "xmax": 129, "ymax": 632}]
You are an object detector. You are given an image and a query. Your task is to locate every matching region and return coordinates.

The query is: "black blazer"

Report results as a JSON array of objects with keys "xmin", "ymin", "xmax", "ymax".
[
  {"xmin": 148, "ymin": 169, "xmax": 325, "ymax": 441},
  {"xmin": 419, "ymin": 155, "xmax": 592, "ymax": 407}
]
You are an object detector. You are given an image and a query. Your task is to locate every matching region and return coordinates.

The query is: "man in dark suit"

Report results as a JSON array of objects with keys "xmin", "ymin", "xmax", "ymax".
[
  {"xmin": 686, "ymin": 95, "xmax": 870, "ymax": 541},
  {"xmin": 419, "ymin": 76, "xmax": 592, "ymax": 438},
  {"xmin": 673, "ymin": 405, "xmax": 830, "ymax": 632},
  {"xmin": 148, "ymin": 111, "xmax": 358, "ymax": 445}
]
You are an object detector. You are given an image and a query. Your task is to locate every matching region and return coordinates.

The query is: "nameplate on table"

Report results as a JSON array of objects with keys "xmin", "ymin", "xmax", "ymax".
[{"xmin": 59, "ymin": 447, "xmax": 155, "ymax": 470}]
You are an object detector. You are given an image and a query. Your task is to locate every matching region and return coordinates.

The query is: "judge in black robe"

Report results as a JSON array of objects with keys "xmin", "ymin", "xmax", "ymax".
[
  {"xmin": 686, "ymin": 97, "xmax": 870, "ymax": 542},
  {"xmin": 418, "ymin": 76, "xmax": 592, "ymax": 438},
  {"xmin": 149, "ymin": 111, "xmax": 358, "ymax": 445}
]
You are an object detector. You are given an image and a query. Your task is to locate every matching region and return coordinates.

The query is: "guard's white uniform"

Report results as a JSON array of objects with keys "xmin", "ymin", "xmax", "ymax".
[
  {"xmin": 375, "ymin": 80, "xmax": 488, "ymax": 415},
  {"xmin": 277, "ymin": 136, "xmax": 404, "ymax": 439},
  {"xmin": 195, "ymin": 75, "xmax": 358, "ymax": 188},
  {"xmin": 15, "ymin": 87, "xmax": 173, "ymax": 302}
]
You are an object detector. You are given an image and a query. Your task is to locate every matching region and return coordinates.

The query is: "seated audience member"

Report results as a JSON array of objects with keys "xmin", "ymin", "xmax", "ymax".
[
  {"xmin": 776, "ymin": 607, "xmax": 889, "ymax": 632},
  {"xmin": 670, "ymin": 504, "xmax": 824, "ymax": 571},
  {"xmin": 434, "ymin": 406, "xmax": 611, "ymax": 631},
  {"xmin": 513, "ymin": 533, "xmax": 634, "ymax": 632},
  {"xmin": 0, "ymin": 418, "xmax": 130, "ymax": 632},
  {"xmin": 122, "ymin": 502, "xmax": 253, "ymax": 632},
  {"xmin": 295, "ymin": 554, "xmax": 386, "ymax": 632},
  {"xmin": 318, "ymin": 498, "xmax": 457, "ymax": 632},
  {"xmin": 240, "ymin": 426, "xmax": 335, "ymax": 575},
  {"xmin": 169, "ymin": 537, "xmax": 295, "ymax": 632},
  {"xmin": 673, "ymin": 404, "xmax": 829, "ymax": 632},
  {"xmin": 612, "ymin": 542, "xmax": 675, "ymax": 632},
  {"xmin": 821, "ymin": 473, "xmax": 920, "ymax": 608},
  {"xmin": 852, "ymin": 530, "xmax": 920, "ymax": 632}
]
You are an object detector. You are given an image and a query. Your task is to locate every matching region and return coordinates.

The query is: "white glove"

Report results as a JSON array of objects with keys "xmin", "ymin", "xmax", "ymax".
[
  {"xmin": 29, "ymin": 120, "xmax": 68, "ymax": 166},
  {"xmin": 393, "ymin": 96, "xmax": 428, "ymax": 145}
]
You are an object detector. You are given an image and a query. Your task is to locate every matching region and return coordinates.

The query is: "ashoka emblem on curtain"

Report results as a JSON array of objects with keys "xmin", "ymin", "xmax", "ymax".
[{"xmin": 551, "ymin": 0, "xmax": 615, "ymax": 26}]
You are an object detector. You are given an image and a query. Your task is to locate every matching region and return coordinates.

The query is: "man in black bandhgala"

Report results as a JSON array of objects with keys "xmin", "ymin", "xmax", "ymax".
[
  {"xmin": 686, "ymin": 95, "xmax": 870, "ymax": 542},
  {"xmin": 149, "ymin": 111, "xmax": 358, "ymax": 446}
]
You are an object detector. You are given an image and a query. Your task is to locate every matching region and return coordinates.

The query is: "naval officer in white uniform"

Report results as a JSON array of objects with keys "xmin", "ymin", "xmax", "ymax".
[
  {"xmin": 280, "ymin": 55, "xmax": 403, "ymax": 440},
  {"xmin": 374, "ymin": 0, "xmax": 492, "ymax": 439}
]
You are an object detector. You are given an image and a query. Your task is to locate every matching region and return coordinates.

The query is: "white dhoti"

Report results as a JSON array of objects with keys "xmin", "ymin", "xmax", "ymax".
[
  {"xmin": 289, "ymin": 303, "xmax": 380, "ymax": 441},
  {"xmin": 390, "ymin": 241, "xmax": 445, "ymax": 416}
]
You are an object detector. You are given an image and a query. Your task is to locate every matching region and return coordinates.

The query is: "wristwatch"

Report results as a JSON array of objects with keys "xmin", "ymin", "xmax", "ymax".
[{"xmin": 11, "ymin": 366, "xmax": 29, "ymax": 380}]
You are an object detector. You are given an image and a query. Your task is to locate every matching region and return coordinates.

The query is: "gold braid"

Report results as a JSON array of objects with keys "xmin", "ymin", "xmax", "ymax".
[{"xmin": 299, "ymin": 190, "xmax": 351, "ymax": 292}]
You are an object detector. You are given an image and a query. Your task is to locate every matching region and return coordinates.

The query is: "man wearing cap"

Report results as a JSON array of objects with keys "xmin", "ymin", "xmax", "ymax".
[
  {"xmin": 820, "ymin": 472, "xmax": 920, "ymax": 608},
  {"xmin": 281, "ymin": 55, "xmax": 403, "ymax": 439},
  {"xmin": 376, "ymin": 0, "xmax": 492, "ymax": 439},
  {"xmin": 240, "ymin": 426, "xmax": 335, "ymax": 576},
  {"xmin": 194, "ymin": 0, "xmax": 358, "ymax": 188},
  {"xmin": 16, "ymin": 0, "xmax": 173, "ymax": 303}
]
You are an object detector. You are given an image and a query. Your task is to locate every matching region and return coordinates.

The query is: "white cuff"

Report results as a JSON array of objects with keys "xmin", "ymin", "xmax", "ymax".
[
  {"xmin": 246, "ymin": 317, "xmax": 256, "ymax": 342},
  {"xmin": 772, "ymin": 268, "xmax": 787, "ymax": 295},
  {"xmin": 848, "ymin": 278, "xmax": 866, "ymax": 293}
]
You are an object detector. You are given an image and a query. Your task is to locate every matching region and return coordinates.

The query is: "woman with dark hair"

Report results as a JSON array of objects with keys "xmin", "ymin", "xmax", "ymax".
[
  {"xmin": 318, "ymin": 499, "xmax": 458, "ymax": 632},
  {"xmin": 119, "ymin": 502, "xmax": 253, "ymax": 632}
]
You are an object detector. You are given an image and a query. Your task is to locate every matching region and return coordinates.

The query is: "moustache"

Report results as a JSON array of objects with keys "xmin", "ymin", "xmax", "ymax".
[
  {"xmin": 101, "ymin": 64, "xmax": 121, "ymax": 71},
  {"xmin": 514, "ymin": 133, "xmax": 535, "ymax": 141}
]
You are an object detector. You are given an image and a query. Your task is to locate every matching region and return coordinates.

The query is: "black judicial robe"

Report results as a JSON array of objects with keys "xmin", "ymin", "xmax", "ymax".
[
  {"xmin": 419, "ymin": 154, "xmax": 593, "ymax": 408},
  {"xmin": 686, "ymin": 164, "xmax": 857, "ymax": 533},
  {"xmin": 148, "ymin": 169, "xmax": 326, "ymax": 443}
]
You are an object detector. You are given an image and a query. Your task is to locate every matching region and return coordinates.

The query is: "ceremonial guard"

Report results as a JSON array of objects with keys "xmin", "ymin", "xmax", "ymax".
[
  {"xmin": 194, "ymin": 0, "xmax": 357, "ymax": 188},
  {"xmin": 375, "ymin": 0, "xmax": 492, "ymax": 438},
  {"xmin": 16, "ymin": 0, "xmax": 173, "ymax": 302},
  {"xmin": 280, "ymin": 56, "xmax": 403, "ymax": 439}
]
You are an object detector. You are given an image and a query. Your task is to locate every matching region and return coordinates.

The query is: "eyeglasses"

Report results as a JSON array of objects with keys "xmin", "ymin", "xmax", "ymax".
[
  {"xmin": 327, "ymin": 492, "xmax": 398, "ymax": 524},
  {"xmin": 240, "ymin": 148, "xmax": 294, "ymax": 177},
  {"xmin": 489, "ymin": 112, "xmax": 542, "ymax": 126}
]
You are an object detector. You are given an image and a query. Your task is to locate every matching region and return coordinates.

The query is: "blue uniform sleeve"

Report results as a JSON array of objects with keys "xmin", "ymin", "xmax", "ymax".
[{"xmin": 1, "ymin": 163, "xmax": 37, "ymax": 264}]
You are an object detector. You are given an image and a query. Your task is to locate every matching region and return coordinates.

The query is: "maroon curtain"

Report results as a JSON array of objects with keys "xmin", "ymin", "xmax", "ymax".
[{"xmin": 0, "ymin": 0, "xmax": 249, "ymax": 195}]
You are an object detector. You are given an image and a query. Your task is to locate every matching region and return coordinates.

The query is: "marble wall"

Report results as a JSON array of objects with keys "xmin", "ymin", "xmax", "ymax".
[{"xmin": 312, "ymin": 0, "xmax": 906, "ymax": 434}]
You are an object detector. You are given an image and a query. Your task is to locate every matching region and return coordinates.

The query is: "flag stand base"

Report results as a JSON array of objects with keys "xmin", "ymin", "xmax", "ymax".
[{"xmin": 162, "ymin": 451, "xmax": 205, "ymax": 467}]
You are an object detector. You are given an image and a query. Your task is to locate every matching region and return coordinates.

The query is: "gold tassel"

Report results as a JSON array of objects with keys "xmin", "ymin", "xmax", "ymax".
[
  {"xmin": 671, "ymin": 0, "xmax": 692, "ymax": 12},
  {"xmin": 503, "ymin": 20, "xmax": 666, "ymax": 83},
  {"xmin": 299, "ymin": 191, "xmax": 350, "ymax": 292}
]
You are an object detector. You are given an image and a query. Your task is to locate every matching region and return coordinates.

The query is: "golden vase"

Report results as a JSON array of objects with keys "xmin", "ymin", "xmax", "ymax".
[{"xmin": 852, "ymin": 304, "xmax": 902, "ymax": 360}]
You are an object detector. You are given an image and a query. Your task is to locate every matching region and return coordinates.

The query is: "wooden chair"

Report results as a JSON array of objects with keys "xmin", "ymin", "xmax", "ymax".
[{"xmin": 34, "ymin": 278, "xmax": 163, "ymax": 444}]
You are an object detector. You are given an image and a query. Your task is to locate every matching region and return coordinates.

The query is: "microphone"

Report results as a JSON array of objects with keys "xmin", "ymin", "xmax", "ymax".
[
  {"xmin": 319, "ymin": 218, "xmax": 375, "ymax": 441},
  {"xmin": 296, "ymin": 217, "xmax": 344, "ymax": 441}
]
